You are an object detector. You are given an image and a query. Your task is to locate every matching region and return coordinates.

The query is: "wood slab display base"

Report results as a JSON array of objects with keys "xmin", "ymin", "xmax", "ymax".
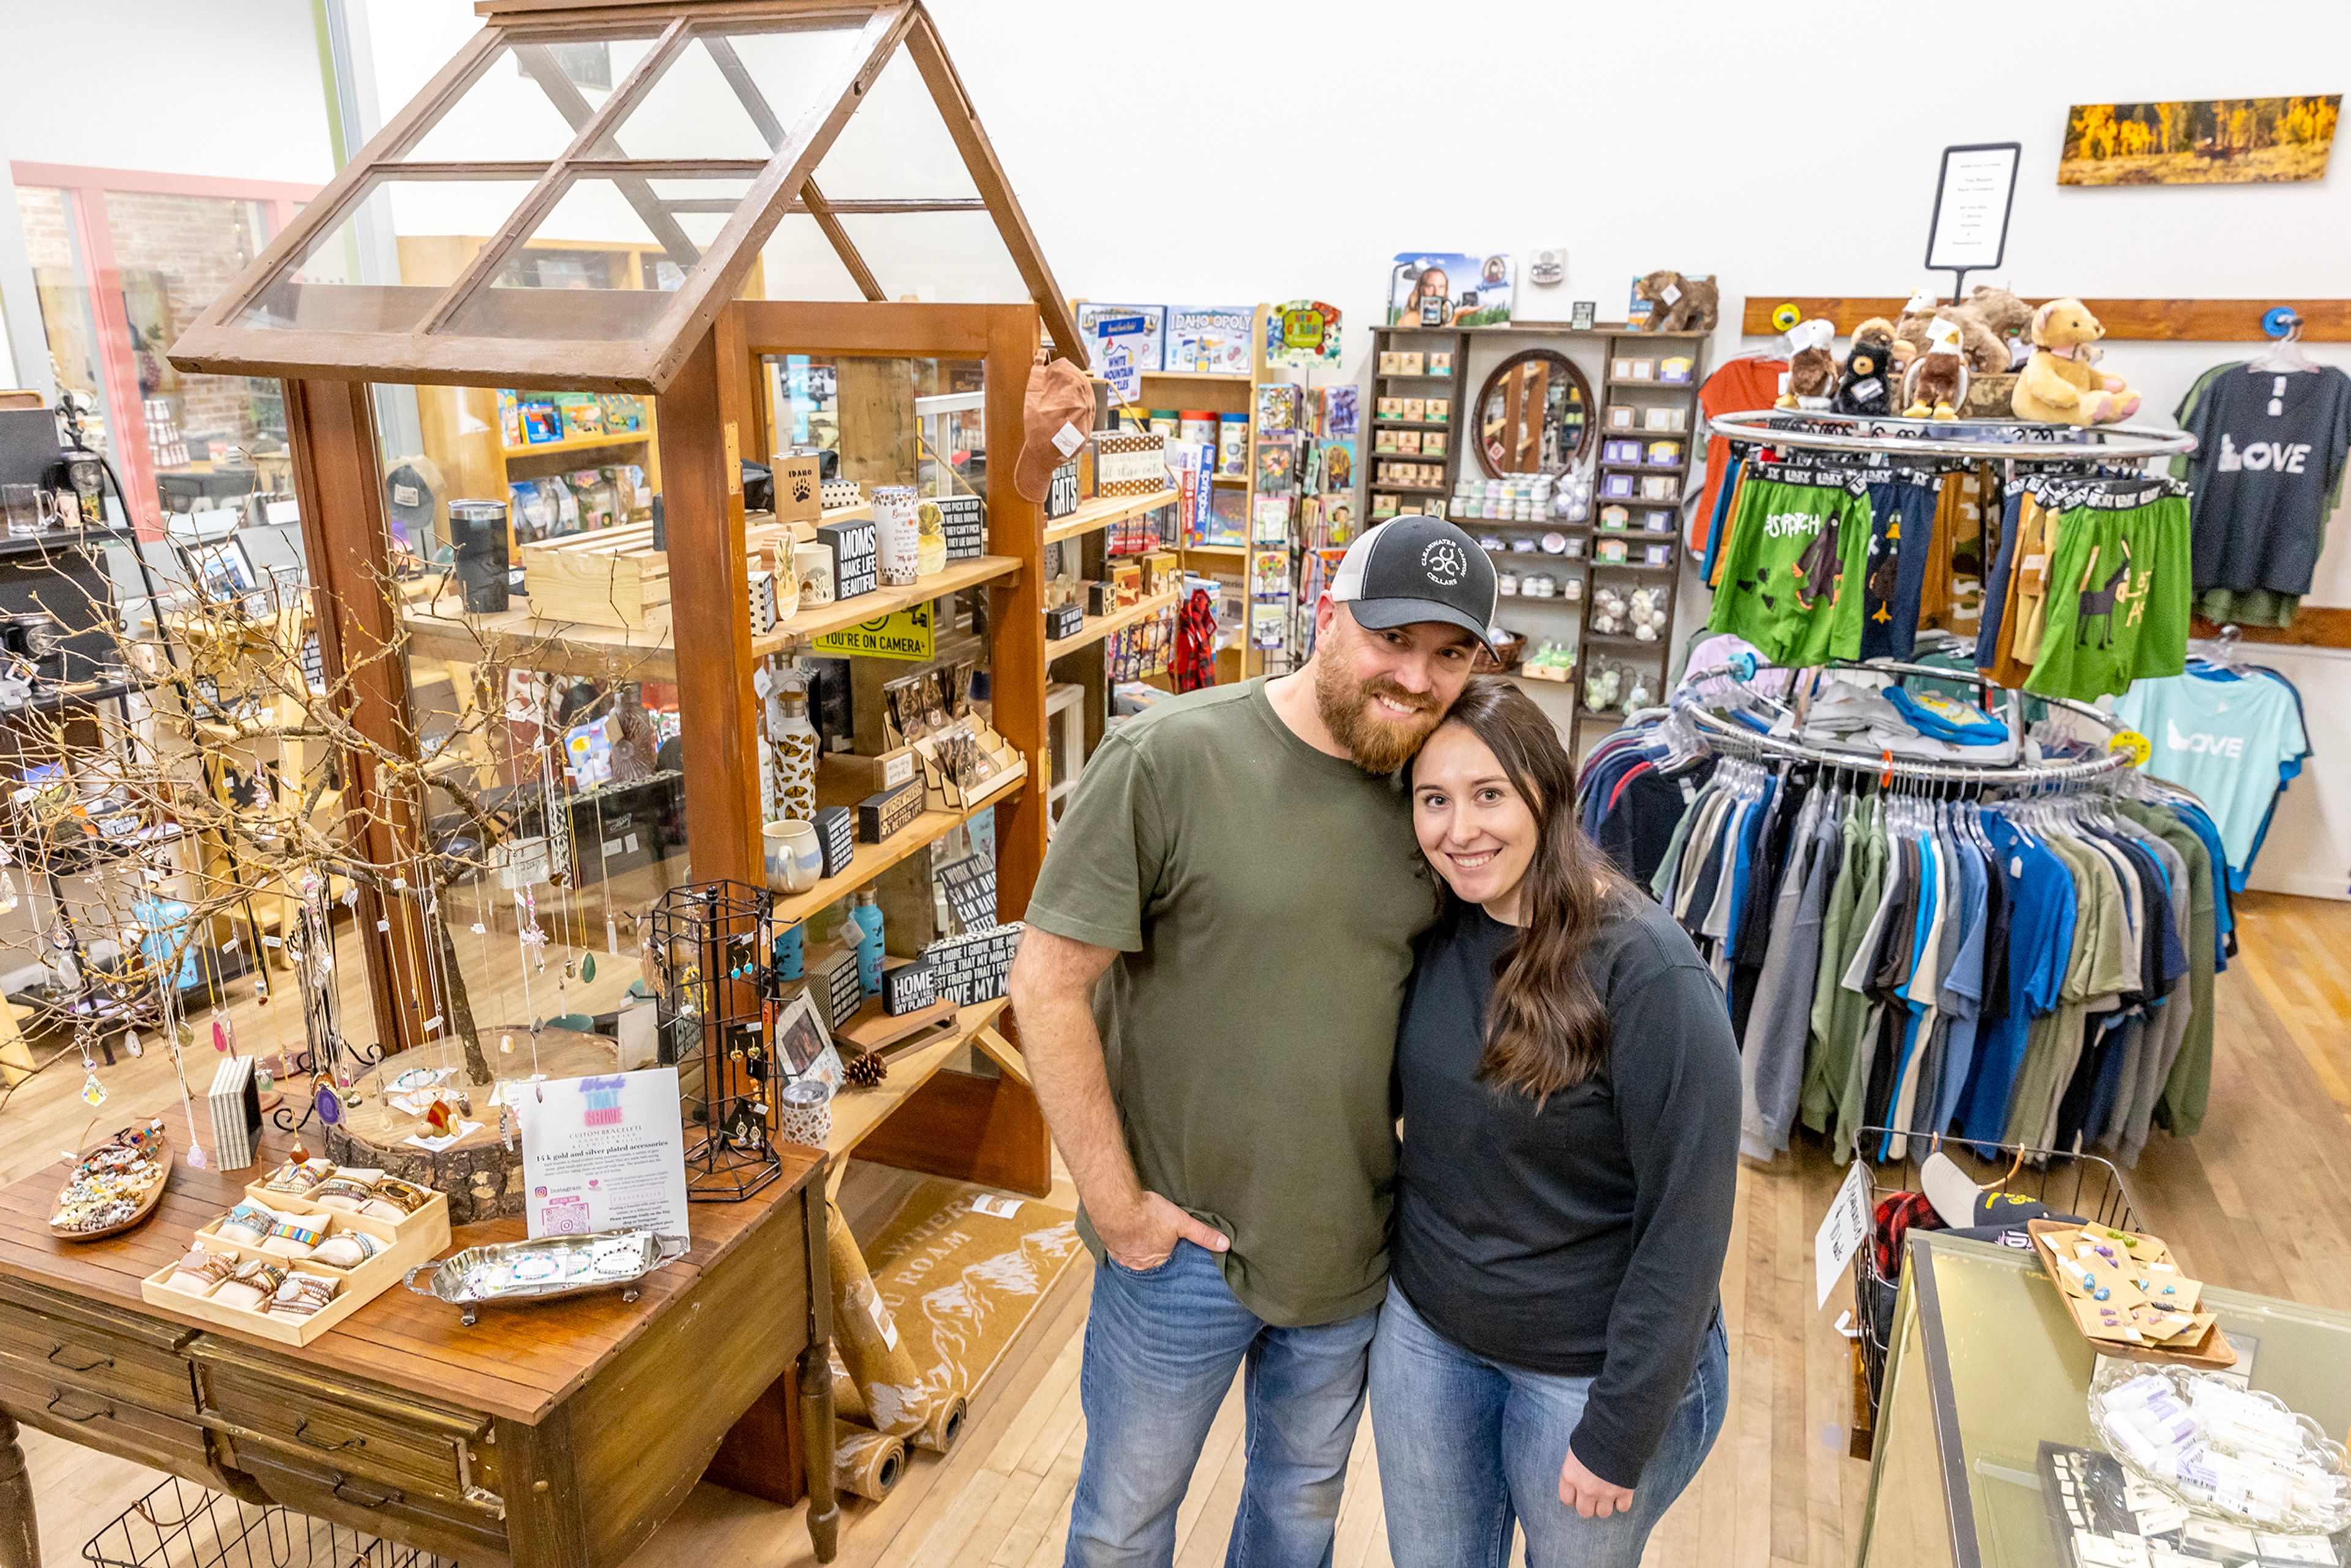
[{"xmin": 323, "ymin": 1024, "xmax": 620, "ymax": 1225}]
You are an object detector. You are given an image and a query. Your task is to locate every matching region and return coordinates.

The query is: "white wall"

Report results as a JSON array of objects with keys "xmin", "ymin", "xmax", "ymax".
[{"xmin": 349, "ymin": 0, "xmax": 2351, "ymax": 894}]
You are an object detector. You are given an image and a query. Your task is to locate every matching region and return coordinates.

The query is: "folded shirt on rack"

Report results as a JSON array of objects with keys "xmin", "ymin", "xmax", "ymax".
[
  {"xmin": 1798, "ymin": 678, "xmax": 2021, "ymax": 765},
  {"xmin": 1885, "ymin": 688, "xmax": 2010, "ymax": 747}
]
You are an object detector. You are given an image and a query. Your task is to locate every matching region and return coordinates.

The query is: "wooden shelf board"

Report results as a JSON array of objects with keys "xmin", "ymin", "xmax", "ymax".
[
  {"xmin": 1371, "ymin": 420, "xmax": 1453, "ymax": 430},
  {"xmin": 1599, "ymin": 462, "xmax": 1690, "ymax": 475},
  {"xmin": 1371, "ymin": 481, "xmax": 1449, "ymax": 494},
  {"xmin": 1581, "ymin": 632, "xmax": 1669, "ymax": 651},
  {"xmin": 1605, "ymin": 379, "xmax": 1698, "ymax": 391},
  {"xmin": 770, "ymin": 779, "xmax": 1026, "ymax": 927},
  {"xmin": 1045, "ymin": 586, "xmax": 1181, "ymax": 661},
  {"xmin": 1182, "ymin": 542, "xmax": 1247, "ymax": 557},
  {"xmin": 822, "ymin": 997, "xmax": 1012, "ymax": 1168},
  {"xmin": 1586, "ymin": 560, "xmax": 1678, "ymax": 574},
  {"xmin": 503, "ymin": 431, "xmax": 653, "ymax": 458},
  {"xmin": 1210, "ymin": 473, "xmax": 1249, "ymax": 485},
  {"xmin": 1139, "ymin": 369, "xmax": 1252, "ymax": 383},
  {"xmin": 1041, "ymin": 489, "xmax": 1179, "ymax": 547},
  {"xmin": 755, "ymin": 554, "xmax": 1021, "ymax": 653}
]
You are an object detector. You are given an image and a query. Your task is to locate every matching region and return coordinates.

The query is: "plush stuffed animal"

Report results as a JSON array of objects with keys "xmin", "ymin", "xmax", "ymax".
[
  {"xmin": 2012, "ymin": 298, "xmax": 2141, "ymax": 425},
  {"xmin": 1832, "ymin": 319, "xmax": 1897, "ymax": 416},
  {"xmin": 1891, "ymin": 285, "xmax": 2008, "ymax": 376},
  {"xmin": 1776, "ymin": 318, "xmax": 1838, "ymax": 410},
  {"xmin": 1955, "ymin": 285, "xmax": 2036, "ymax": 370},
  {"xmin": 1889, "ymin": 288, "xmax": 1941, "ymax": 368},
  {"xmin": 1901, "ymin": 318, "xmax": 1970, "ymax": 421},
  {"xmin": 1633, "ymin": 270, "xmax": 1720, "ymax": 333}
]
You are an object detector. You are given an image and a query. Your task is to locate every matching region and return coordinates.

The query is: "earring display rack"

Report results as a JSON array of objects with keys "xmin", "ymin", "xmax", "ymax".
[{"xmin": 648, "ymin": 878, "xmax": 781, "ymax": 1204}]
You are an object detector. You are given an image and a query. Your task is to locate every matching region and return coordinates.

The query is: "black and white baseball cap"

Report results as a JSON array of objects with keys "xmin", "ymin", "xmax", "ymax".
[{"xmin": 1329, "ymin": 514, "xmax": 1499, "ymax": 650}]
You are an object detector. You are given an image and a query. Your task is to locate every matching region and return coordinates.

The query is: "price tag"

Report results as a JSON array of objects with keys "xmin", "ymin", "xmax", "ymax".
[
  {"xmin": 1815, "ymin": 1160, "xmax": 1873, "ymax": 1308},
  {"xmin": 2110, "ymin": 729, "xmax": 2152, "ymax": 767}
]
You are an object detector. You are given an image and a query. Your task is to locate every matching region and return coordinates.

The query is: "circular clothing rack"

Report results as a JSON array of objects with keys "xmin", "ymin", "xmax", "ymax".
[
  {"xmin": 1706, "ymin": 408, "xmax": 2197, "ymax": 465},
  {"xmin": 1673, "ymin": 656, "xmax": 2137, "ymax": 789}
]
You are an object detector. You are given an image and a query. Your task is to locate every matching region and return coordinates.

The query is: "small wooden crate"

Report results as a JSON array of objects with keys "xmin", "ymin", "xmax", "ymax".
[
  {"xmin": 520, "ymin": 506, "xmax": 866, "ymax": 629},
  {"xmin": 140, "ymin": 1186, "xmax": 451, "ymax": 1347},
  {"xmin": 521, "ymin": 523, "xmax": 668, "ymax": 628}
]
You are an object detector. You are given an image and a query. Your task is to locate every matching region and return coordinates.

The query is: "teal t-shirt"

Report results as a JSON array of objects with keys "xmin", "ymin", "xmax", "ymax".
[{"xmin": 2113, "ymin": 670, "xmax": 2308, "ymax": 878}]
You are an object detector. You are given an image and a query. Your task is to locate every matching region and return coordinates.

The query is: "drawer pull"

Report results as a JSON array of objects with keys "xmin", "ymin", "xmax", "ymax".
[
  {"xmin": 294, "ymin": 1417, "xmax": 366, "ymax": 1452},
  {"xmin": 45, "ymin": 1390, "xmax": 113, "ymax": 1422},
  {"xmin": 47, "ymin": 1344, "xmax": 114, "ymax": 1374},
  {"xmin": 331, "ymin": 1474, "xmax": 402, "ymax": 1509}
]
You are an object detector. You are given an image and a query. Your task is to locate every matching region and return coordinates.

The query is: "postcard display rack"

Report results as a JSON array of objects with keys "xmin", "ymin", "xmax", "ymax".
[
  {"xmin": 1572, "ymin": 331, "xmax": 1709, "ymax": 733},
  {"xmin": 152, "ymin": 4, "xmax": 1114, "ymax": 1557}
]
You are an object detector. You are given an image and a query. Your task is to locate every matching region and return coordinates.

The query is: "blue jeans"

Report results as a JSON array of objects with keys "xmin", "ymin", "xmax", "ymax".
[
  {"xmin": 1065, "ymin": 1240, "xmax": 1380, "ymax": 1567},
  {"xmin": 1368, "ymin": 1285, "xmax": 1728, "ymax": 1568}
]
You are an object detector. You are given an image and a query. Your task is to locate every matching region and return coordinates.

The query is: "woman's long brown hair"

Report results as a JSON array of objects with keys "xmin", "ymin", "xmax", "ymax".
[{"xmin": 1427, "ymin": 677, "xmax": 1633, "ymax": 1100}]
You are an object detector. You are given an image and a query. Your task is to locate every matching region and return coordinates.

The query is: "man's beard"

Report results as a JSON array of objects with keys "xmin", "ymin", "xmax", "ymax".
[{"xmin": 1315, "ymin": 655, "xmax": 1443, "ymax": 773}]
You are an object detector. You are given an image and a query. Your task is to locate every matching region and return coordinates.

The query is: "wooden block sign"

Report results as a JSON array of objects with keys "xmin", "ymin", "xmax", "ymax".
[
  {"xmin": 920, "ymin": 922, "xmax": 1025, "ymax": 1007},
  {"xmin": 771, "ymin": 454, "xmax": 822, "ymax": 522},
  {"xmin": 937, "ymin": 855, "xmax": 998, "ymax": 931},
  {"xmin": 936, "ymin": 495, "xmax": 985, "ymax": 560},
  {"xmin": 817, "ymin": 517, "xmax": 877, "ymax": 600}
]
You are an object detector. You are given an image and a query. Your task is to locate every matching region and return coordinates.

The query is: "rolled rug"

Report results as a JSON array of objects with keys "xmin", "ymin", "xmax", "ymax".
[
  {"xmin": 828, "ymin": 1202, "xmax": 929, "ymax": 1438},
  {"xmin": 830, "ymin": 1348, "xmax": 869, "ymax": 1425},
  {"xmin": 833, "ymin": 1420, "xmax": 908, "ymax": 1502},
  {"xmin": 916, "ymin": 1393, "xmax": 967, "ymax": 1455}
]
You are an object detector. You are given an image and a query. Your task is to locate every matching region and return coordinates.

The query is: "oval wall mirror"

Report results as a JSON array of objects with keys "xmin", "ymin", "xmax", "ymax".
[{"xmin": 1474, "ymin": 349, "xmax": 1594, "ymax": 478}]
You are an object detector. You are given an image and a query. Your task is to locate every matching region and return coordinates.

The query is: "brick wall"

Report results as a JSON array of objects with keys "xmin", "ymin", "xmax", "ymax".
[{"xmin": 103, "ymin": 192, "xmax": 274, "ymax": 451}]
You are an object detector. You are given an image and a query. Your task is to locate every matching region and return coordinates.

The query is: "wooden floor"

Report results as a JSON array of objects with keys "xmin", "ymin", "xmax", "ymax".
[{"xmin": 10, "ymin": 891, "xmax": 2350, "ymax": 1568}]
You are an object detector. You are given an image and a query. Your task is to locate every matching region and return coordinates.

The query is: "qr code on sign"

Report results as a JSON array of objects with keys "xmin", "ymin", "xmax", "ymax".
[{"xmin": 538, "ymin": 1197, "xmax": 590, "ymax": 1235}]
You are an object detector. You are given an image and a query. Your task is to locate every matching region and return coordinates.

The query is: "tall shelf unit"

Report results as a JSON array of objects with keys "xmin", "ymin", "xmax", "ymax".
[
  {"xmin": 1367, "ymin": 323, "xmax": 1469, "ymax": 521},
  {"xmin": 1430, "ymin": 324, "xmax": 1709, "ymax": 741}
]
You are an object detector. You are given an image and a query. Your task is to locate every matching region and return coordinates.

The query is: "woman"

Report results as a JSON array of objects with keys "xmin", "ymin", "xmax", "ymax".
[{"xmin": 1371, "ymin": 677, "xmax": 1739, "ymax": 1568}]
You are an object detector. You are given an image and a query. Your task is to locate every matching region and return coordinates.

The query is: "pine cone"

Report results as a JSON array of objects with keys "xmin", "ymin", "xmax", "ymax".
[{"xmin": 843, "ymin": 1051, "xmax": 886, "ymax": 1088}]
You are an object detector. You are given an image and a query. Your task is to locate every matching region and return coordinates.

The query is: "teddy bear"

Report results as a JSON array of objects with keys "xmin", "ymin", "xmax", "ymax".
[
  {"xmin": 1633, "ymin": 270, "xmax": 1720, "ymax": 333},
  {"xmin": 1832, "ymin": 319, "xmax": 1897, "ymax": 416},
  {"xmin": 2012, "ymin": 298, "xmax": 2141, "ymax": 425},
  {"xmin": 1901, "ymin": 318, "xmax": 1970, "ymax": 421},
  {"xmin": 1775, "ymin": 318, "xmax": 1838, "ymax": 410}
]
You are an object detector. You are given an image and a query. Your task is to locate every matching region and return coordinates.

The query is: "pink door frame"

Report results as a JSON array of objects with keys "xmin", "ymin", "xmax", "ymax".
[{"xmin": 12, "ymin": 162, "xmax": 321, "ymax": 536}]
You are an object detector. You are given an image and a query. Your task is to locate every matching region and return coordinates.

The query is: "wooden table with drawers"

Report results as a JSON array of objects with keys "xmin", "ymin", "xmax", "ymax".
[{"xmin": 0, "ymin": 1112, "xmax": 834, "ymax": 1567}]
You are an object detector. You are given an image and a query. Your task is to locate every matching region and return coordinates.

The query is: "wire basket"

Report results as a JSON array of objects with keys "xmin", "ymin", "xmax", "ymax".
[
  {"xmin": 82, "ymin": 1476, "xmax": 458, "ymax": 1568},
  {"xmin": 1848, "ymin": 1130, "xmax": 2136, "ymax": 1419}
]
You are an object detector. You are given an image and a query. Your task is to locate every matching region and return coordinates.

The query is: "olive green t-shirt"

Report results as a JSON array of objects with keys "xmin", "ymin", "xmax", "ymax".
[{"xmin": 1025, "ymin": 678, "xmax": 1436, "ymax": 1326}]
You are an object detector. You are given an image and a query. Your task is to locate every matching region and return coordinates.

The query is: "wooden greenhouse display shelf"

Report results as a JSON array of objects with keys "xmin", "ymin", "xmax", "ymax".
[
  {"xmin": 1046, "ymin": 585, "xmax": 1180, "ymax": 661},
  {"xmin": 159, "ymin": 3, "xmax": 1085, "ymax": 1559},
  {"xmin": 1041, "ymin": 487, "xmax": 1179, "ymax": 547}
]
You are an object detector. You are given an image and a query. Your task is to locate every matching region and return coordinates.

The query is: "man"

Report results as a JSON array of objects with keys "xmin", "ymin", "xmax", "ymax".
[{"xmin": 1009, "ymin": 516, "xmax": 1498, "ymax": 1567}]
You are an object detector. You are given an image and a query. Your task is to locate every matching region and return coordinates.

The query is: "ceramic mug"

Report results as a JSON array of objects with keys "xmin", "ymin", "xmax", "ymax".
[{"xmin": 764, "ymin": 820, "xmax": 822, "ymax": 895}]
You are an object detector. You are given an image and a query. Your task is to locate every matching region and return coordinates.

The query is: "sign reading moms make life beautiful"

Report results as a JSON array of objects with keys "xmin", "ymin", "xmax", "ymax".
[{"xmin": 516, "ymin": 1068, "xmax": 690, "ymax": 1239}]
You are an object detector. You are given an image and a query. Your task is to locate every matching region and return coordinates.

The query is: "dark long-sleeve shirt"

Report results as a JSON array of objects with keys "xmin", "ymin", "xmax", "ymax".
[{"xmin": 1391, "ymin": 896, "xmax": 1741, "ymax": 1488}]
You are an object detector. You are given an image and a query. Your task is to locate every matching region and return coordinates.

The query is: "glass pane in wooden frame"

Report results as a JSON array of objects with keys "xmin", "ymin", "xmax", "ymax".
[
  {"xmin": 397, "ymin": 36, "xmax": 664, "ymax": 165},
  {"xmin": 236, "ymin": 176, "xmax": 543, "ymax": 335}
]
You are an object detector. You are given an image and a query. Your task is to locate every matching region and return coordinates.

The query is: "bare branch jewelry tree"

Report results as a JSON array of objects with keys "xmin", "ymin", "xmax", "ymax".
[{"xmin": 3, "ymin": 531, "xmax": 664, "ymax": 1186}]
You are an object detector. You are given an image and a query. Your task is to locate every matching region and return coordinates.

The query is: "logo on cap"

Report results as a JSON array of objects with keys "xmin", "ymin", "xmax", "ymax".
[{"xmin": 1421, "ymin": 539, "xmax": 1468, "ymax": 587}]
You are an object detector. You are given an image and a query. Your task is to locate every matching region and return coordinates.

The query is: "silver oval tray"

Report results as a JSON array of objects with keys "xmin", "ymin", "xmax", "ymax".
[{"xmin": 405, "ymin": 1229, "xmax": 690, "ymax": 1326}]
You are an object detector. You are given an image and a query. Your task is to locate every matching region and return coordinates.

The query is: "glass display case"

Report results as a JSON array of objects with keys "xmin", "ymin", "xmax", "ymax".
[{"xmin": 1861, "ymin": 1234, "xmax": 2351, "ymax": 1567}]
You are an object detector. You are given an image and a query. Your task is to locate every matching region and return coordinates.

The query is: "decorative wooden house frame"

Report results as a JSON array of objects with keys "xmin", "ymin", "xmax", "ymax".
[
  {"xmin": 170, "ymin": 0, "xmax": 1082, "ymax": 389},
  {"xmin": 166, "ymin": 2, "xmax": 1086, "ymax": 1546}
]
